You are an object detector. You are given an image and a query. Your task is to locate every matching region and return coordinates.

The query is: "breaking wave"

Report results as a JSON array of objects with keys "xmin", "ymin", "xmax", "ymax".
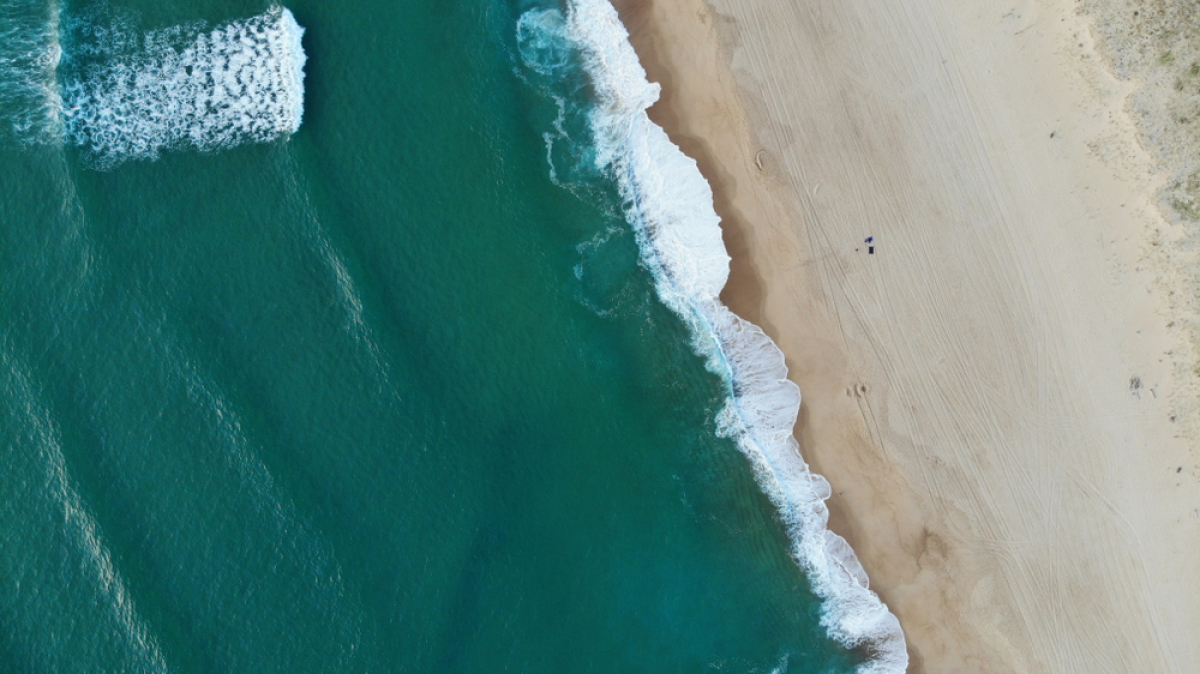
[
  {"xmin": 518, "ymin": 2, "xmax": 908, "ymax": 671},
  {"xmin": 2, "ymin": 4, "xmax": 305, "ymax": 167}
]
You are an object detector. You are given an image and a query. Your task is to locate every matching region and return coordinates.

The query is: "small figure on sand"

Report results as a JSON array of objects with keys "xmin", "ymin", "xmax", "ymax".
[{"xmin": 865, "ymin": 236, "xmax": 875, "ymax": 255}]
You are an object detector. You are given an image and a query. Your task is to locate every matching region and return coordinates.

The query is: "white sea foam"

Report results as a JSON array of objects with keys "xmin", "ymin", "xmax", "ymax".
[
  {"xmin": 536, "ymin": 1, "xmax": 910, "ymax": 670},
  {"xmin": 58, "ymin": 6, "xmax": 306, "ymax": 167}
]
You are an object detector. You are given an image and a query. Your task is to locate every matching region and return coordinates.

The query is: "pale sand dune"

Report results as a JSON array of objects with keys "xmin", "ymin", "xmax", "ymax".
[{"xmin": 612, "ymin": 0, "xmax": 1200, "ymax": 671}]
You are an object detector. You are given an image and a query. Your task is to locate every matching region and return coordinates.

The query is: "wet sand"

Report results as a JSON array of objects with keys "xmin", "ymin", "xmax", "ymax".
[{"xmin": 611, "ymin": 0, "xmax": 1200, "ymax": 671}]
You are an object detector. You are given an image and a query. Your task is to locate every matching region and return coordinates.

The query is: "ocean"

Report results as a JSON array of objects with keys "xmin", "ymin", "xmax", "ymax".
[{"xmin": 0, "ymin": 1, "xmax": 902, "ymax": 673}]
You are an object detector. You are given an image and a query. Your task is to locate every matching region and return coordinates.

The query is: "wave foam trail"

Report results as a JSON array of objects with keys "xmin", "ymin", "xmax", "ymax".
[
  {"xmin": 1, "ymin": 348, "xmax": 170, "ymax": 673},
  {"xmin": 59, "ymin": 6, "xmax": 305, "ymax": 167},
  {"xmin": 542, "ymin": 0, "xmax": 910, "ymax": 670},
  {"xmin": 0, "ymin": 0, "xmax": 64, "ymax": 142}
]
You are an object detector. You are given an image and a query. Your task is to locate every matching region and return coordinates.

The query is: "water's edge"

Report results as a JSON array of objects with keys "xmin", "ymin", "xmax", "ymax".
[{"xmin": 562, "ymin": 1, "xmax": 908, "ymax": 670}]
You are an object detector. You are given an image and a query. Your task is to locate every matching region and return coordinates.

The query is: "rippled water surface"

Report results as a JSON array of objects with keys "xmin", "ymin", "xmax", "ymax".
[{"xmin": 0, "ymin": 1, "xmax": 868, "ymax": 672}]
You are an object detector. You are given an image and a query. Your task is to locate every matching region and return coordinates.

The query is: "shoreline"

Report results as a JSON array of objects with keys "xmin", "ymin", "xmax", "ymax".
[
  {"xmin": 560, "ymin": 1, "xmax": 906, "ymax": 668},
  {"xmin": 611, "ymin": 0, "xmax": 1200, "ymax": 672}
]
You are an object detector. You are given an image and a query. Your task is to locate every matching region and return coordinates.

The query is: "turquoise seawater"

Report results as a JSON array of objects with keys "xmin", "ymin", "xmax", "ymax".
[{"xmin": 1, "ymin": 1, "xmax": 887, "ymax": 672}]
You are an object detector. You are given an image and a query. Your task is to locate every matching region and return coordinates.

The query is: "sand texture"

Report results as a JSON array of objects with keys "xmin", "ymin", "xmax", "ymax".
[{"xmin": 611, "ymin": 0, "xmax": 1200, "ymax": 671}]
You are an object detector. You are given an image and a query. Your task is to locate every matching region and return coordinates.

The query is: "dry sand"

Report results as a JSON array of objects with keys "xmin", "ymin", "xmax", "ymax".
[{"xmin": 611, "ymin": 0, "xmax": 1200, "ymax": 671}]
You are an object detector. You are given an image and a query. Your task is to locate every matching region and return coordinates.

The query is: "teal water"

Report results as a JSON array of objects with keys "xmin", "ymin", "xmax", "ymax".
[{"xmin": 1, "ymin": 1, "xmax": 890, "ymax": 672}]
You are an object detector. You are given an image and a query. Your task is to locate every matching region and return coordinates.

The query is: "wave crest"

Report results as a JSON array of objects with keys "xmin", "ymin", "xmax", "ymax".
[
  {"xmin": 2, "ymin": 4, "xmax": 305, "ymax": 167},
  {"xmin": 60, "ymin": 6, "xmax": 305, "ymax": 167}
]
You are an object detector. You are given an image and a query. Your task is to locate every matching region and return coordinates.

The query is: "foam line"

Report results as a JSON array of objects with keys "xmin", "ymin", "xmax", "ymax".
[
  {"xmin": 549, "ymin": 1, "xmax": 909, "ymax": 670},
  {"xmin": 58, "ymin": 6, "xmax": 305, "ymax": 167}
]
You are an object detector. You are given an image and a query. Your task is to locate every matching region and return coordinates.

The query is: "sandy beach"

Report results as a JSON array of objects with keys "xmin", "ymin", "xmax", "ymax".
[{"xmin": 612, "ymin": 0, "xmax": 1200, "ymax": 671}]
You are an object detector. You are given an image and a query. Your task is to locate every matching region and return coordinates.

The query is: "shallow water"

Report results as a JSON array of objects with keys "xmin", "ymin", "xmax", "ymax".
[{"xmin": 0, "ymin": 1, "xmax": 877, "ymax": 672}]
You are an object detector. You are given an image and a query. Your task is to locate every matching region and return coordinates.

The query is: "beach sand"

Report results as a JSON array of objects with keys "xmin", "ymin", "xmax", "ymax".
[{"xmin": 611, "ymin": 0, "xmax": 1200, "ymax": 671}]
